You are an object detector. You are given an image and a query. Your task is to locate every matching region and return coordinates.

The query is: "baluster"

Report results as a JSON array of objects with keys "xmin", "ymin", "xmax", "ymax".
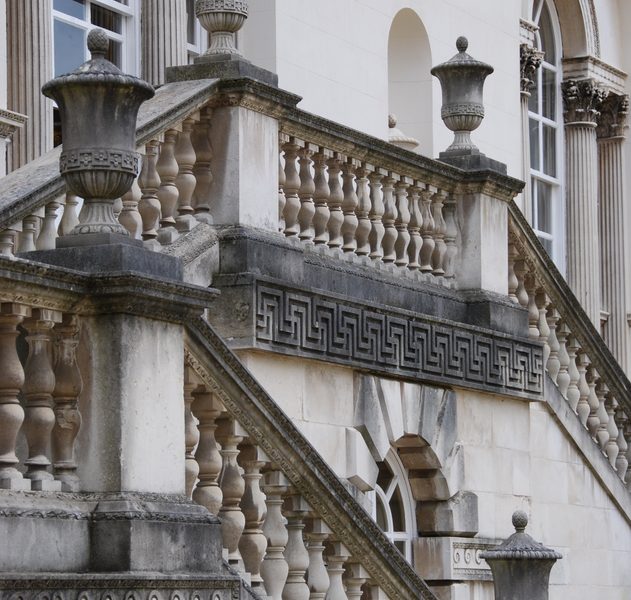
[
  {"xmin": 592, "ymin": 373, "xmax": 608, "ymax": 449},
  {"xmin": 298, "ymin": 143, "xmax": 316, "ymax": 243},
  {"xmin": 555, "ymin": 321, "xmax": 571, "ymax": 398},
  {"xmin": 601, "ymin": 385, "xmax": 618, "ymax": 465},
  {"xmin": 394, "ymin": 177, "xmax": 411, "ymax": 267},
  {"xmin": 341, "ymin": 158, "xmax": 359, "ymax": 253},
  {"xmin": 368, "ymin": 169, "xmax": 385, "ymax": 261},
  {"xmin": 407, "ymin": 182, "xmax": 422, "ymax": 270},
  {"xmin": 306, "ymin": 518, "xmax": 330, "ymax": 599},
  {"xmin": 191, "ymin": 388, "xmax": 224, "ymax": 515},
  {"xmin": 354, "ymin": 163, "xmax": 371, "ymax": 256},
  {"xmin": 156, "ymin": 128, "xmax": 180, "ymax": 244},
  {"xmin": 238, "ymin": 443, "xmax": 268, "ymax": 594},
  {"xmin": 0, "ymin": 303, "xmax": 31, "ymax": 489},
  {"xmin": 507, "ymin": 242, "xmax": 519, "ymax": 303},
  {"xmin": 380, "ymin": 174, "xmax": 398, "ymax": 263},
  {"xmin": 325, "ymin": 542, "xmax": 350, "ymax": 600},
  {"xmin": 175, "ymin": 117, "xmax": 199, "ymax": 233},
  {"xmin": 184, "ymin": 367, "xmax": 200, "ymax": 499},
  {"xmin": 261, "ymin": 470, "xmax": 290, "ymax": 600},
  {"xmin": 344, "ymin": 563, "xmax": 369, "ymax": 600},
  {"xmin": 576, "ymin": 352, "xmax": 590, "ymax": 420},
  {"xmin": 278, "ymin": 136, "xmax": 288, "ymax": 232},
  {"xmin": 22, "ymin": 309, "xmax": 63, "ymax": 491},
  {"xmin": 524, "ymin": 273, "xmax": 540, "ymax": 339},
  {"xmin": 283, "ymin": 493, "xmax": 311, "ymax": 600},
  {"xmin": 312, "ymin": 149, "xmax": 331, "ymax": 245},
  {"xmin": 282, "ymin": 139, "xmax": 301, "ymax": 238},
  {"xmin": 120, "ymin": 176, "xmax": 143, "ymax": 239},
  {"xmin": 442, "ymin": 194, "xmax": 458, "ymax": 279},
  {"xmin": 112, "ymin": 197, "xmax": 123, "ymax": 223},
  {"xmin": 514, "ymin": 259, "xmax": 529, "ymax": 308},
  {"xmin": 138, "ymin": 140, "xmax": 162, "ymax": 249},
  {"xmin": 615, "ymin": 409, "xmax": 629, "ymax": 481},
  {"xmin": 431, "ymin": 190, "xmax": 447, "ymax": 275},
  {"xmin": 585, "ymin": 366, "xmax": 601, "ymax": 439},
  {"xmin": 52, "ymin": 314, "xmax": 83, "ymax": 491},
  {"xmin": 418, "ymin": 186, "xmax": 435, "ymax": 272},
  {"xmin": 626, "ymin": 420, "xmax": 631, "ymax": 489},
  {"xmin": 36, "ymin": 201, "xmax": 60, "ymax": 250},
  {"xmin": 59, "ymin": 192, "xmax": 81, "ymax": 236},
  {"xmin": 535, "ymin": 290, "xmax": 551, "ymax": 367},
  {"xmin": 216, "ymin": 417, "xmax": 246, "ymax": 569},
  {"xmin": 565, "ymin": 335, "xmax": 580, "ymax": 414},
  {"xmin": 326, "ymin": 153, "xmax": 344, "ymax": 250},
  {"xmin": 18, "ymin": 215, "xmax": 38, "ymax": 252},
  {"xmin": 546, "ymin": 306, "xmax": 561, "ymax": 382},
  {"xmin": 191, "ymin": 109, "xmax": 214, "ymax": 224}
]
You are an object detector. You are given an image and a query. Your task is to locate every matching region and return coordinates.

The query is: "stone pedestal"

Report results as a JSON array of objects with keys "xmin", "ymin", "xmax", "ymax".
[{"xmin": 6, "ymin": 0, "xmax": 53, "ymax": 171}]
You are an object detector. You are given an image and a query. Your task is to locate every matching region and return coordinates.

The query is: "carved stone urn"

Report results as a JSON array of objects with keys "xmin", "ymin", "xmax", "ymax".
[
  {"xmin": 42, "ymin": 28, "xmax": 154, "ymax": 240},
  {"xmin": 431, "ymin": 37, "xmax": 493, "ymax": 156},
  {"xmin": 195, "ymin": 0, "xmax": 248, "ymax": 57}
]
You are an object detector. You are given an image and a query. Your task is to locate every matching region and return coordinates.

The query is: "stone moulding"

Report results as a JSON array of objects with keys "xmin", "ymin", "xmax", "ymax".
[{"xmin": 254, "ymin": 282, "xmax": 543, "ymax": 399}]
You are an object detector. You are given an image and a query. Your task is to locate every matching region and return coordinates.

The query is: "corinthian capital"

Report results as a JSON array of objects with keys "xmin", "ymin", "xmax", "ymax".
[
  {"xmin": 520, "ymin": 44, "xmax": 543, "ymax": 95},
  {"xmin": 597, "ymin": 93, "xmax": 629, "ymax": 139},
  {"xmin": 562, "ymin": 79, "xmax": 608, "ymax": 125}
]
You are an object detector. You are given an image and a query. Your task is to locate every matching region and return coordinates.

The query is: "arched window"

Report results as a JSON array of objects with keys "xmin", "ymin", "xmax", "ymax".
[
  {"xmin": 529, "ymin": 0, "xmax": 564, "ymax": 266},
  {"xmin": 370, "ymin": 449, "xmax": 417, "ymax": 563}
]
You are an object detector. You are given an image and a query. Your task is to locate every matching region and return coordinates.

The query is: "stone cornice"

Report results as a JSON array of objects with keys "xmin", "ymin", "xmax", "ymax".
[
  {"xmin": 0, "ymin": 107, "xmax": 27, "ymax": 138},
  {"xmin": 562, "ymin": 56, "xmax": 627, "ymax": 94},
  {"xmin": 520, "ymin": 44, "xmax": 543, "ymax": 95},
  {"xmin": 184, "ymin": 316, "xmax": 439, "ymax": 600},
  {"xmin": 596, "ymin": 92, "xmax": 629, "ymax": 140},
  {"xmin": 561, "ymin": 79, "xmax": 607, "ymax": 125}
]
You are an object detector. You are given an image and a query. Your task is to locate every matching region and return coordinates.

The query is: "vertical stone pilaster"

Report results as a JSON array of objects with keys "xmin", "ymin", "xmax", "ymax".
[
  {"xmin": 597, "ymin": 93, "xmax": 630, "ymax": 372},
  {"xmin": 6, "ymin": 0, "xmax": 53, "ymax": 171},
  {"xmin": 562, "ymin": 79, "xmax": 607, "ymax": 326},
  {"xmin": 519, "ymin": 44, "xmax": 543, "ymax": 221},
  {"xmin": 141, "ymin": 0, "xmax": 187, "ymax": 86}
]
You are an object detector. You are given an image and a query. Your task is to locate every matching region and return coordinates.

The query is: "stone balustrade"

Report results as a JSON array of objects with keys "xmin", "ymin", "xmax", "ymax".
[{"xmin": 509, "ymin": 203, "xmax": 631, "ymax": 491}]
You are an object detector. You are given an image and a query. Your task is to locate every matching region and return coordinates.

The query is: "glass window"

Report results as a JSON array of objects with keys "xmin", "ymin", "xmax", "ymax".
[
  {"xmin": 54, "ymin": 0, "xmax": 85, "ymax": 19},
  {"xmin": 54, "ymin": 20, "xmax": 85, "ymax": 76}
]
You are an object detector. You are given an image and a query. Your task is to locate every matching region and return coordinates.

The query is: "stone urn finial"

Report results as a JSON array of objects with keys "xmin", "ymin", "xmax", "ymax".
[
  {"xmin": 481, "ymin": 511, "xmax": 562, "ymax": 600},
  {"xmin": 195, "ymin": 0, "xmax": 248, "ymax": 57},
  {"xmin": 42, "ymin": 29, "xmax": 154, "ymax": 243},
  {"xmin": 431, "ymin": 36, "xmax": 494, "ymax": 156}
]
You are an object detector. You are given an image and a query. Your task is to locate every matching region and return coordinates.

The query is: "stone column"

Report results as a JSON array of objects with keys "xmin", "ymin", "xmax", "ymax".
[
  {"xmin": 519, "ymin": 44, "xmax": 543, "ymax": 220},
  {"xmin": 562, "ymin": 79, "xmax": 607, "ymax": 326},
  {"xmin": 141, "ymin": 0, "xmax": 187, "ymax": 86},
  {"xmin": 597, "ymin": 93, "xmax": 630, "ymax": 371},
  {"xmin": 6, "ymin": 0, "xmax": 53, "ymax": 170}
]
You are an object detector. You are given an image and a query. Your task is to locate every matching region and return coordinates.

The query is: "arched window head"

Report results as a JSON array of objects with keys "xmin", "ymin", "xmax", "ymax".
[
  {"xmin": 370, "ymin": 449, "xmax": 417, "ymax": 563},
  {"xmin": 529, "ymin": 0, "xmax": 565, "ymax": 267}
]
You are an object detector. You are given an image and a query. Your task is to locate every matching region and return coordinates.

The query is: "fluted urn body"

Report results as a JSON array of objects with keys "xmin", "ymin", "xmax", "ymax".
[
  {"xmin": 196, "ymin": 0, "xmax": 249, "ymax": 56},
  {"xmin": 42, "ymin": 29, "xmax": 154, "ymax": 237},
  {"xmin": 431, "ymin": 37, "xmax": 493, "ymax": 155}
]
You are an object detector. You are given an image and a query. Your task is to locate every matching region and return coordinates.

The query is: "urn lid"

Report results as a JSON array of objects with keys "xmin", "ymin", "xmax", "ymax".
[
  {"xmin": 480, "ymin": 512, "xmax": 563, "ymax": 561},
  {"xmin": 42, "ymin": 28, "xmax": 154, "ymax": 101},
  {"xmin": 430, "ymin": 36, "xmax": 494, "ymax": 79}
]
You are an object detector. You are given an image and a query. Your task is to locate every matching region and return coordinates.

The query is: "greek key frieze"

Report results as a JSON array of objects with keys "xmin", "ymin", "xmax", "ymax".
[
  {"xmin": 255, "ymin": 285, "xmax": 543, "ymax": 397},
  {"xmin": 60, "ymin": 149, "xmax": 140, "ymax": 176},
  {"xmin": 195, "ymin": 0, "xmax": 248, "ymax": 16}
]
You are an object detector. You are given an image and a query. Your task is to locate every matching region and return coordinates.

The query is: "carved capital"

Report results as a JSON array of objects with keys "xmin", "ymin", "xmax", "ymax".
[
  {"xmin": 562, "ymin": 79, "xmax": 608, "ymax": 125},
  {"xmin": 520, "ymin": 44, "xmax": 543, "ymax": 95},
  {"xmin": 597, "ymin": 93, "xmax": 629, "ymax": 139}
]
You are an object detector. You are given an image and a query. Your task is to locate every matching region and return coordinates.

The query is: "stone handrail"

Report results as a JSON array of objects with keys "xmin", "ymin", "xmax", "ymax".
[
  {"xmin": 508, "ymin": 201, "xmax": 631, "ymax": 490},
  {"xmin": 184, "ymin": 315, "xmax": 438, "ymax": 600}
]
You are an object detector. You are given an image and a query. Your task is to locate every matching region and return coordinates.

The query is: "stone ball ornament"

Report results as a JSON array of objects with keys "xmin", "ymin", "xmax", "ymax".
[
  {"xmin": 42, "ymin": 28, "xmax": 155, "ymax": 238},
  {"xmin": 431, "ymin": 37, "xmax": 494, "ymax": 155}
]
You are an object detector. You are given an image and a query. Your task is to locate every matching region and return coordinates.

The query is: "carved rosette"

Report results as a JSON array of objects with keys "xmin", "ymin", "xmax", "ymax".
[
  {"xmin": 195, "ymin": 0, "xmax": 248, "ymax": 56},
  {"xmin": 520, "ymin": 44, "xmax": 543, "ymax": 96},
  {"xmin": 562, "ymin": 79, "xmax": 608, "ymax": 125},
  {"xmin": 596, "ymin": 93, "xmax": 629, "ymax": 140}
]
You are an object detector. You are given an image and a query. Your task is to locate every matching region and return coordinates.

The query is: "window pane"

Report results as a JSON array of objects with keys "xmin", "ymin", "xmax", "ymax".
[
  {"xmin": 543, "ymin": 124, "xmax": 556, "ymax": 176},
  {"xmin": 394, "ymin": 541, "xmax": 406, "ymax": 556},
  {"xmin": 54, "ymin": 19, "xmax": 85, "ymax": 76},
  {"xmin": 389, "ymin": 486, "xmax": 404, "ymax": 532},
  {"xmin": 54, "ymin": 0, "xmax": 85, "ymax": 18},
  {"xmin": 528, "ymin": 72, "xmax": 538, "ymax": 113},
  {"xmin": 538, "ymin": 235, "xmax": 553, "ymax": 255},
  {"xmin": 376, "ymin": 496, "xmax": 388, "ymax": 530},
  {"xmin": 107, "ymin": 39, "xmax": 123, "ymax": 68},
  {"xmin": 376, "ymin": 462, "xmax": 393, "ymax": 491},
  {"xmin": 536, "ymin": 180, "xmax": 554, "ymax": 234},
  {"xmin": 529, "ymin": 119, "xmax": 540, "ymax": 170},
  {"xmin": 91, "ymin": 5, "xmax": 122, "ymax": 33},
  {"xmin": 187, "ymin": 0, "xmax": 196, "ymax": 44},
  {"xmin": 539, "ymin": 3, "xmax": 556, "ymax": 64},
  {"xmin": 542, "ymin": 68, "xmax": 556, "ymax": 120}
]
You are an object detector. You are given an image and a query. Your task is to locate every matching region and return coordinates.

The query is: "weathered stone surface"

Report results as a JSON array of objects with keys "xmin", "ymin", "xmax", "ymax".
[
  {"xmin": 167, "ymin": 58, "xmax": 279, "ymax": 87},
  {"xmin": 417, "ymin": 491, "xmax": 479, "ymax": 537}
]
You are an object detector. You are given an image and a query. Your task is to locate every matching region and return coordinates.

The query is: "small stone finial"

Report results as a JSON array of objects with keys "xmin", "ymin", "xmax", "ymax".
[
  {"xmin": 388, "ymin": 114, "xmax": 397, "ymax": 128},
  {"xmin": 512, "ymin": 510, "xmax": 528, "ymax": 533},
  {"xmin": 456, "ymin": 36, "xmax": 468, "ymax": 53},
  {"xmin": 87, "ymin": 28, "xmax": 109, "ymax": 58}
]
